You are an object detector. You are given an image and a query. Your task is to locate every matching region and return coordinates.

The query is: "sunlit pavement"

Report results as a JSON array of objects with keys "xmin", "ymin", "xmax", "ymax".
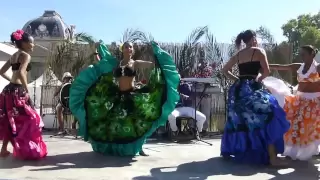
[{"xmin": 0, "ymin": 134, "xmax": 319, "ymax": 180}]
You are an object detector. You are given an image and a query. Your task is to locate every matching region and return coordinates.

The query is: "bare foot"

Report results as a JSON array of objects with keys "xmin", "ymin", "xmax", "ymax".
[
  {"xmin": 0, "ymin": 150, "xmax": 10, "ymax": 158},
  {"xmin": 139, "ymin": 150, "xmax": 149, "ymax": 156},
  {"xmin": 270, "ymin": 158, "xmax": 288, "ymax": 167}
]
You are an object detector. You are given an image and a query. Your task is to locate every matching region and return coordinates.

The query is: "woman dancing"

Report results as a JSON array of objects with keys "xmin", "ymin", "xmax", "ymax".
[
  {"xmin": 268, "ymin": 45, "xmax": 320, "ymax": 160},
  {"xmin": 220, "ymin": 29, "xmax": 290, "ymax": 166},
  {"xmin": 69, "ymin": 41, "xmax": 179, "ymax": 156},
  {"xmin": 0, "ymin": 30, "xmax": 47, "ymax": 159}
]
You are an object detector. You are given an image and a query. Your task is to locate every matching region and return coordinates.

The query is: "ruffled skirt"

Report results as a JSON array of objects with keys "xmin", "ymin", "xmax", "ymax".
[
  {"xmin": 86, "ymin": 77, "xmax": 162, "ymax": 143},
  {"xmin": 69, "ymin": 42, "xmax": 180, "ymax": 156},
  {"xmin": 263, "ymin": 77, "xmax": 320, "ymax": 160},
  {"xmin": 0, "ymin": 83, "xmax": 47, "ymax": 160},
  {"xmin": 221, "ymin": 78, "xmax": 290, "ymax": 165}
]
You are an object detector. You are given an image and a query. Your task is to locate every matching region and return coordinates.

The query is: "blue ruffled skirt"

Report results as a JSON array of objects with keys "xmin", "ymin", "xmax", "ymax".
[{"xmin": 221, "ymin": 78, "xmax": 290, "ymax": 165}]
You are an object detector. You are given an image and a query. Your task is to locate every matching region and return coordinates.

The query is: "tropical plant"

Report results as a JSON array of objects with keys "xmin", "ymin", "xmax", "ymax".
[
  {"xmin": 120, "ymin": 28, "xmax": 154, "ymax": 43},
  {"xmin": 46, "ymin": 32, "xmax": 97, "ymax": 81},
  {"xmin": 176, "ymin": 26, "xmax": 208, "ymax": 77},
  {"xmin": 204, "ymin": 31, "xmax": 230, "ymax": 87}
]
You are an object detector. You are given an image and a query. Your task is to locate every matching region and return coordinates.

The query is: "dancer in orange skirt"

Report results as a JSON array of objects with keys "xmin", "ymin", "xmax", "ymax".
[{"xmin": 268, "ymin": 45, "xmax": 320, "ymax": 160}]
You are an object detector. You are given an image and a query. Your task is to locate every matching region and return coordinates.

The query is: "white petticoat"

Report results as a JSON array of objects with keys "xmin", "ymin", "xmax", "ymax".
[
  {"xmin": 261, "ymin": 76, "xmax": 296, "ymax": 108},
  {"xmin": 262, "ymin": 76, "xmax": 320, "ymax": 160}
]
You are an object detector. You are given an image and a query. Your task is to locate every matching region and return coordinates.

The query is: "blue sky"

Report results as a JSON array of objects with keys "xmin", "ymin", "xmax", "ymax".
[{"xmin": 0, "ymin": 0, "xmax": 320, "ymax": 44}]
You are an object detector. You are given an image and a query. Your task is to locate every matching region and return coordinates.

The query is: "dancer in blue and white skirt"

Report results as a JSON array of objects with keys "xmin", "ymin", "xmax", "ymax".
[{"xmin": 220, "ymin": 29, "xmax": 290, "ymax": 166}]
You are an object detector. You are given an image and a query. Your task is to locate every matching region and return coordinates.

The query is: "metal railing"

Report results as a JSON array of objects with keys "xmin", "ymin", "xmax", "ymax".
[
  {"xmin": 39, "ymin": 84, "xmax": 227, "ymax": 133},
  {"xmin": 40, "ymin": 85, "xmax": 59, "ymax": 115}
]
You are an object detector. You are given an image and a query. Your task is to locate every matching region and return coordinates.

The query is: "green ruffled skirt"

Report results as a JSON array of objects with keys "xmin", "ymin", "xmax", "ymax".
[{"xmin": 69, "ymin": 42, "xmax": 180, "ymax": 156}]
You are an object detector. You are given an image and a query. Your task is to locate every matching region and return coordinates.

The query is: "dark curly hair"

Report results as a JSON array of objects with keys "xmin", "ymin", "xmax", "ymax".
[
  {"xmin": 235, "ymin": 29, "xmax": 256, "ymax": 49},
  {"xmin": 301, "ymin": 45, "xmax": 318, "ymax": 58},
  {"xmin": 10, "ymin": 30, "xmax": 33, "ymax": 50}
]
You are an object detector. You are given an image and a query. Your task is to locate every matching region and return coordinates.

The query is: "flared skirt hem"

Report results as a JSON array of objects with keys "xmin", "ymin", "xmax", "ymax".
[
  {"xmin": 221, "ymin": 115, "xmax": 290, "ymax": 165},
  {"xmin": 283, "ymin": 140, "xmax": 320, "ymax": 160}
]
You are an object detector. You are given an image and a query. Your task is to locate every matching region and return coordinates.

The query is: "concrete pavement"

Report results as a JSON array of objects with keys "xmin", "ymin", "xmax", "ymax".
[{"xmin": 0, "ymin": 135, "xmax": 319, "ymax": 180}]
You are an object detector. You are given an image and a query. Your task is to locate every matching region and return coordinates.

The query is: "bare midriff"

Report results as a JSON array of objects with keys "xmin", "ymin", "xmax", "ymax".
[
  {"xmin": 118, "ymin": 76, "xmax": 135, "ymax": 91},
  {"xmin": 10, "ymin": 71, "xmax": 26, "ymax": 84},
  {"xmin": 298, "ymin": 82, "xmax": 320, "ymax": 92}
]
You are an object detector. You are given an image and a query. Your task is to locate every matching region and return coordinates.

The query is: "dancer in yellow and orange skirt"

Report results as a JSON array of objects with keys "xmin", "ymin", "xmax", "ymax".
[{"xmin": 266, "ymin": 45, "xmax": 320, "ymax": 160}]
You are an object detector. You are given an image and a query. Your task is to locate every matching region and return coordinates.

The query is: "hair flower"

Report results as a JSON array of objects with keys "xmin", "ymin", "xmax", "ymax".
[
  {"xmin": 16, "ymin": 30, "xmax": 24, "ymax": 34},
  {"xmin": 13, "ymin": 32, "xmax": 22, "ymax": 41},
  {"xmin": 12, "ymin": 29, "xmax": 24, "ymax": 41}
]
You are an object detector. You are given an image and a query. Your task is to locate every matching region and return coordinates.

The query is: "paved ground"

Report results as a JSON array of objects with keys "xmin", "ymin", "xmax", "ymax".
[{"xmin": 0, "ymin": 134, "xmax": 319, "ymax": 180}]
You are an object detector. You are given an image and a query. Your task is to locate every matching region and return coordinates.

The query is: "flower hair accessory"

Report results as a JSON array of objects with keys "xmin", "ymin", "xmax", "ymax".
[{"xmin": 12, "ymin": 29, "xmax": 24, "ymax": 41}]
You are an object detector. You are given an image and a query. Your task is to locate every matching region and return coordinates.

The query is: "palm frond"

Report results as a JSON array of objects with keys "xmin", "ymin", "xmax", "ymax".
[
  {"xmin": 185, "ymin": 26, "xmax": 208, "ymax": 46},
  {"xmin": 46, "ymin": 36, "xmax": 97, "ymax": 80},
  {"xmin": 204, "ymin": 31, "xmax": 223, "ymax": 63},
  {"xmin": 74, "ymin": 32, "xmax": 96, "ymax": 44},
  {"xmin": 177, "ymin": 26, "xmax": 208, "ymax": 76},
  {"xmin": 121, "ymin": 29, "xmax": 155, "ymax": 43},
  {"xmin": 134, "ymin": 31, "xmax": 155, "ymax": 43},
  {"xmin": 121, "ymin": 28, "xmax": 140, "ymax": 43}
]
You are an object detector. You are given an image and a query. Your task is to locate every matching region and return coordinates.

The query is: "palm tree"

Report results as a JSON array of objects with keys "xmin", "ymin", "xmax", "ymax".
[
  {"xmin": 46, "ymin": 32, "xmax": 97, "ymax": 81},
  {"xmin": 73, "ymin": 32, "xmax": 96, "ymax": 44},
  {"xmin": 204, "ymin": 31, "xmax": 225, "ymax": 84},
  {"xmin": 177, "ymin": 26, "xmax": 208, "ymax": 77}
]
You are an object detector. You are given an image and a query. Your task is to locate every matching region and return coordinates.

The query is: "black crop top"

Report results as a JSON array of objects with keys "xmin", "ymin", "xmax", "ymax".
[
  {"xmin": 114, "ymin": 66, "xmax": 136, "ymax": 78},
  {"xmin": 11, "ymin": 63, "xmax": 32, "ymax": 72},
  {"xmin": 238, "ymin": 49, "xmax": 261, "ymax": 76}
]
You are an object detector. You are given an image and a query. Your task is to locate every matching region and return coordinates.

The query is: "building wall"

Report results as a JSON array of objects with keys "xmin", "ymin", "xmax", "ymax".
[{"xmin": 28, "ymin": 62, "xmax": 45, "ymax": 83}]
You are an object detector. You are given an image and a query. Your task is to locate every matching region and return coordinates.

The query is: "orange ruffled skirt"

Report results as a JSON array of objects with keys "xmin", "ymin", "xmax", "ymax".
[{"xmin": 283, "ymin": 92, "xmax": 320, "ymax": 160}]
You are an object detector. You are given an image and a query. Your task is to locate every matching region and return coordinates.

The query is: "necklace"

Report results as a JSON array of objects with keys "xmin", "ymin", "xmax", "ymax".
[{"xmin": 119, "ymin": 60, "xmax": 131, "ymax": 76}]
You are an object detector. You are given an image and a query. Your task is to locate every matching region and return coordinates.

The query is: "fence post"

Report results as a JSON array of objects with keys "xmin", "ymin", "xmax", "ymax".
[{"xmin": 40, "ymin": 85, "xmax": 43, "ymax": 116}]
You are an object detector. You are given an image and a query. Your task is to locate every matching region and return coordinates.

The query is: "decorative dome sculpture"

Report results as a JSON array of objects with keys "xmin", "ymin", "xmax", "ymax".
[{"xmin": 22, "ymin": 10, "xmax": 75, "ymax": 40}]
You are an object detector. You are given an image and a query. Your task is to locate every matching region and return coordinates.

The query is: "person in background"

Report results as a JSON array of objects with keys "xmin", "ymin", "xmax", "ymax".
[
  {"xmin": 54, "ymin": 72, "xmax": 74, "ymax": 135},
  {"xmin": 168, "ymin": 79, "xmax": 206, "ymax": 137}
]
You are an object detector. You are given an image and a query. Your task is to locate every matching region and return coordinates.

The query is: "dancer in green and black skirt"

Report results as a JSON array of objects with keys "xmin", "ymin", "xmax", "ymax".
[{"xmin": 69, "ymin": 41, "xmax": 180, "ymax": 156}]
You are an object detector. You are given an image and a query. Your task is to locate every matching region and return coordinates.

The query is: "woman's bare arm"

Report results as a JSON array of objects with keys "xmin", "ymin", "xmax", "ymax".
[
  {"xmin": 257, "ymin": 49, "xmax": 270, "ymax": 82},
  {"xmin": 54, "ymin": 86, "xmax": 62, "ymax": 96},
  {"xmin": 269, "ymin": 63, "xmax": 301, "ymax": 71},
  {"xmin": 0, "ymin": 60, "xmax": 12, "ymax": 82},
  {"xmin": 18, "ymin": 52, "xmax": 31, "ymax": 92},
  {"xmin": 222, "ymin": 55, "xmax": 239, "ymax": 81}
]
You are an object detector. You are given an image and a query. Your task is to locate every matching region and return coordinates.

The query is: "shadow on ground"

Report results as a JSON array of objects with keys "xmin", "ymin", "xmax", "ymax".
[
  {"xmin": 0, "ymin": 151, "xmax": 136, "ymax": 171},
  {"xmin": 133, "ymin": 156, "xmax": 320, "ymax": 180}
]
